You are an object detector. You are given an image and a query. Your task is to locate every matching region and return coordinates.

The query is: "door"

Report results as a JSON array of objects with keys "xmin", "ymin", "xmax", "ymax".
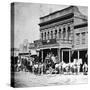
[{"xmin": 63, "ymin": 50, "xmax": 69, "ymax": 63}]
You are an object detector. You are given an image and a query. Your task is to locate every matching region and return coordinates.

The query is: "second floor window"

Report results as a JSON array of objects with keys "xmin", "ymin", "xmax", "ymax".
[
  {"xmin": 59, "ymin": 29, "xmax": 61, "ymax": 38},
  {"xmin": 47, "ymin": 32, "xmax": 49, "ymax": 40},
  {"xmin": 44, "ymin": 32, "xmax": 46, "ymax": 40},
  {"xmin": 76, "ymin": 33, "xmax": 80, "ymax": 45},
  {"xmin": 55, "ymin": 30, "xmax": 57, "ymax": 39},
  {"xmin": 51, "ymin": 31, "xmax": 53, "ymax": 39},
  {"xmin": 63, "ymin": 28, "xmax": 66, "ymax": 39},
  {"xmin": 67, "ymin": 26, "xmax": 71, "ymax": 40},
  {"xmin": 82, "ymin": 32, "xmax": 85, "ymax": 44}
]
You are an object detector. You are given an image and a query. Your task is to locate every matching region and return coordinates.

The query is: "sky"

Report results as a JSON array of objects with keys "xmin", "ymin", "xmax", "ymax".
[{"xmin": 14, "ymin": 2, "xmax": 88, "ymax": 48}]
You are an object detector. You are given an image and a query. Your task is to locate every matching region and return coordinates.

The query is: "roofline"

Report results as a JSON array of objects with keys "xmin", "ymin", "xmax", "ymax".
[
  {"xmin": 40, "ymin": 5, "xmax": 77, "ymax": 19},
  {"xmin": 39, "ymin": 13, "xmax": 74, "ymax": 26},
  {"xmin": 74, "ymin": 23, "xmax": 88, "ymax": 29}
]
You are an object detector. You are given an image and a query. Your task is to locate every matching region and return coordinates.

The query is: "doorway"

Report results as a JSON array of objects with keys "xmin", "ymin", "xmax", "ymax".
[{"xmin": 62, "ymin": 50, "xmax": 69, "ymax": 63}]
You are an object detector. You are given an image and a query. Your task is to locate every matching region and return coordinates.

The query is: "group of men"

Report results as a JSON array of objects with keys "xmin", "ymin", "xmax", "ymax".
[{"xmin": 15, "ymin": 54, "xmax": 88, "ymax": 75}]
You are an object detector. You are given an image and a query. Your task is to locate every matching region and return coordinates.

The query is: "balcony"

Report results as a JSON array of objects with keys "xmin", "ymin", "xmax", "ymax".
[
  {"xmin": 57, "ymin": 39, "xmax": 72, "ymax": 48},
  {"xmin": 39, "ymin": 39, "xmax": 72, "ymax": 49}
]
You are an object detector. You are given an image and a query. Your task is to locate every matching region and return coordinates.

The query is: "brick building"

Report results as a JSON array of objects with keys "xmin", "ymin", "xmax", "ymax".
[{"xmin": 37, "ymin": 6, "xmax": 88, "ymax": 65}]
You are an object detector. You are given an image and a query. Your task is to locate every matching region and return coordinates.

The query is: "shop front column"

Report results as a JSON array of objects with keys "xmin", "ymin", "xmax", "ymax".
[
  {"xmin": 41, "ymin": 49, "xmax": 43, "ymax": 63},
  {"xmin": 78, "ymin": 50, "xmax": 80, "ymax": 60},
  {"xmin": 41, "ymin": 49, "xmax": 43, "ymax": 74},
  {"xmin": 77, "ymin": 50, "xmax": 80, "ymax": 74}
]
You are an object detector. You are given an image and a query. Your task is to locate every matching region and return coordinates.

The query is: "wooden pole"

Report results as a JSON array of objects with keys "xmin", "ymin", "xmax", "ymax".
[
  {"xmin": 78, "ymin": 50, "xmax": 79, "ymax": 60},
  {"xmin": 41, "ymin": 49, "xmax": 43, "ymax": 74},
  {"xmin": 69, "ymin": 50, "xmax": 71, "ymax": 74}
]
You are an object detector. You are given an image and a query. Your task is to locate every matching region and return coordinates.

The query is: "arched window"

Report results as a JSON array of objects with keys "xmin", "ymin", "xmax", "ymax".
[
  {"xmin": 51, "ymin": 31, "xmax": 53, "ymax": 39},
  {"xmin": 55, "ymin": 30, "xmax": 57, "ymax": 39},
  {"xmin": 63, "ymin": 28, "xmax": 66, "ymax": 39},
  {"xmin": 59, "ymin": 29, "xmax": 61, "ymax": 38},
  {"xmin": 67, "ymin": 26, "xmax": 70, "ymax": 40},
  {"xmin": 44, "ymin": 32, "xmax": 46, "ymax": 40},
  {"xmin": 47, "ymin": 31, "xmax": 49, "ymax": 40}
]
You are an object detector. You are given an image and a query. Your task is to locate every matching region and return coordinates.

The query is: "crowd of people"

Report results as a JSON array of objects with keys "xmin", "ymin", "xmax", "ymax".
[{"xmin": 13, "ymin": 53, "xmax": 88, "ymax": 75}]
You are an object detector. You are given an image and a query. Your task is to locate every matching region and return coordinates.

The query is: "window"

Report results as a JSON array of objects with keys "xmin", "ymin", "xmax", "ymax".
[
  {"xmin": 44, "ymin": 32, "xmax": 46, "ymax": 40},
  {"xmin": 67, "ymin": 26, "xmax": 70, "ymax": 40},
  {"xmin": 47, "ymin": 32, "xmax": 49, "ymax": 40},
  {"xmin": 76, "ymin": 33, "xmax": 80, "ymax": 45},
  {"xmin": 55, "ymin": 30, "xmax": 57, "ymax": 39},
  {"xmin": 59, "ymin": 29, "xmax": 61, "ymax": 38},
  {"xmin": 82, "ymin": 32, "xmax": 85, "ymax": 44},
  {"xmin": 63, "ymin": 28, "xmax": 66, "ymax": 39},
  {"xmin": 51, "ymin": 31, "xmax": 53, "ymax": 39}
]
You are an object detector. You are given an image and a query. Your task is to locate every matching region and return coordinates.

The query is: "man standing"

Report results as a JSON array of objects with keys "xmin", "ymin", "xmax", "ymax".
[{"xmin": 82, "ymin": 62, "xmax": 88, "ymax": 75}]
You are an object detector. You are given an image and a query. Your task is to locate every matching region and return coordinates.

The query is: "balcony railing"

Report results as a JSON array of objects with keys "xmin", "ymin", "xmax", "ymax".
[
  {"xmin": 41, "ymin": 39, "xmax": 72, "ymax": 45},
  {"xmin": 38, "ymin": 39, "xmax": 72, "ymax": 49},
  {"xmin": 57, "ymin": 39, "xmax": 72, "ymax": 45},
  {"xmin": 42, "ymin": 39, "xmax": 57, "ymax": 45}
]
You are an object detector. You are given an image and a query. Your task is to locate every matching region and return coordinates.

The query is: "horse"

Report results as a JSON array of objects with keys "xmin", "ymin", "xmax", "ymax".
[
  {"xmin": 55, "ymin": 63, "xmax": 62, "ymax": 74},
  {"xmin": 69, "ymin": 59, "xmax": 82, "ymax": 74},
  {"xmin": 32, "ymin": 63, "xmax": 39, "ymax": 74},
  {"xmin": 76, "ymin": 59, "xmax": 82, "ymax": 74}
]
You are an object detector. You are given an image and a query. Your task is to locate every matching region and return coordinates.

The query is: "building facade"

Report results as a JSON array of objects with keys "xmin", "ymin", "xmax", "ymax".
[{"xmin": 38, "ymin": 6, "xmax": 88, "ymax": 65}]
